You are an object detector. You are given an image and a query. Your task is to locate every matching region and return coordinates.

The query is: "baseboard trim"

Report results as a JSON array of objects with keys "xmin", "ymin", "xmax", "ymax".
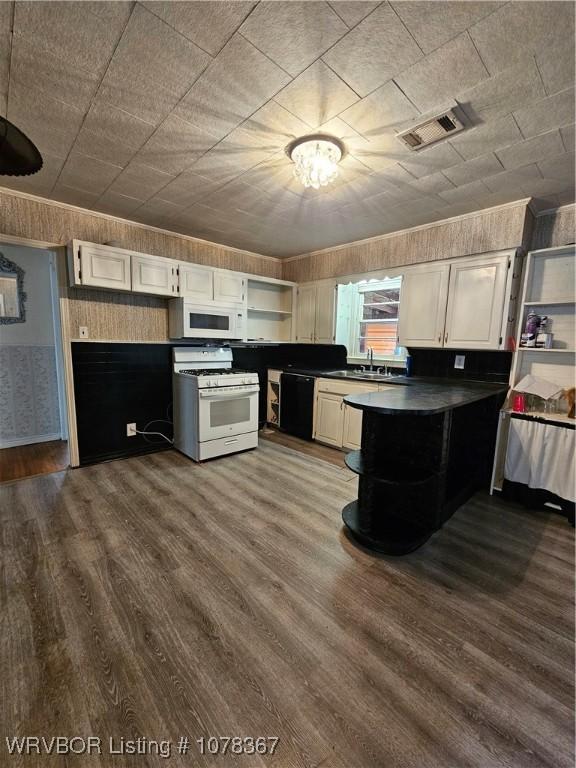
[{"xmin": 0, "ymin": 433, "xmax": 63, "ymax": 450}]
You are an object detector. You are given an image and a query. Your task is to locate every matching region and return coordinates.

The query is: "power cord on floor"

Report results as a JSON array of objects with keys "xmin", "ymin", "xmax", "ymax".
[{"xmin": 135, "ymin": 418, "xmax": 174, "ymax": 445}]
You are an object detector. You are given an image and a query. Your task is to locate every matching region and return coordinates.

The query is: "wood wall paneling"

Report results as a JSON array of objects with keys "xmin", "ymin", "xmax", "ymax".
[
  {"xmin": 531, "ymin": 205, "xmax": 576, "ymax": 251},
  {"xmin": 282, "ymin": 203, "xmax": 531, "ymax": 283}
]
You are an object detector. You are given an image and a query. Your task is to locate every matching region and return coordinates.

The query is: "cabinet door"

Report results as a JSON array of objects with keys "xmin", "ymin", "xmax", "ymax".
[
  {"xmin": 213, "ymin": 271, "xmax": 245, "ymax": 304},
  {"xmin": 315, "ymin": 282, "xmax": 336, "ymax": 344},
  {"xmin": 314, "ymin": 392, "xmax": 344, "ymax": 447},
  {"xmin": 342, "ymin": 404, "xmax": 363, "ymax": 450},
  {"xmin": 397, "ymin": 263, "xmax": 449, "ymax": 347},
  {"xmin": 131, "ymin": 253, "xmax": 175, "ymax": 296},
  {"xmin": 444, "ymin": 254, "xmax": 508, "ymax": 349},
  {"xmin": 79, "ymin": 244, "xmax": 131, "ymax": 291},
  {"xmin": 295, "ymin": 284, "xmax": 316, "ymax": 343},
  {"xmin": 179, "ymin": 263, "xmax": 214, "ymax": 301}
]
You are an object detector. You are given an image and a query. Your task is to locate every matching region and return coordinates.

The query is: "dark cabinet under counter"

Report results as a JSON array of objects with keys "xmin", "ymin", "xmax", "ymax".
[{"xmin": 343, "ymin": 381, "xmax": 507, "ymax": 555}]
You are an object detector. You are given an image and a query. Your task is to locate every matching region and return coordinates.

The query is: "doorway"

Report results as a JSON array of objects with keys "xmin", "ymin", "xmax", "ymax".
[{"xmin": 0, "ymin": 241, "xmax": 69, "ymax": 482}]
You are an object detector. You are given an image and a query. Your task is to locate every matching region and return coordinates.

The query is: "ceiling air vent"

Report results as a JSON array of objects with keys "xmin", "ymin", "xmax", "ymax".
[{"xmin": 396, "ymin": 108, "xmax": 465, "ymax": 151}]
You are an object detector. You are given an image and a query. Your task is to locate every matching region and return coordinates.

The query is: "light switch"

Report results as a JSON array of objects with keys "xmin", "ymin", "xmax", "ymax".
[
  {"xmin": 79, "ymin": 326, "xmax": 89, "ymax": 338},
  {"xmin": 454, "ymin": 354, "xmax": 465, "ymax": 369}
]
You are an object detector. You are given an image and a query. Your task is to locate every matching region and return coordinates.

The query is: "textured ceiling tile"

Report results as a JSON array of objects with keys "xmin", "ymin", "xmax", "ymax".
[
  {"xmin": 410, "ymin": 171, "xmax": 455, "ymax": 195},
  {"xmin": 131, "ymin": 196, "xmax": 187, "ymax": 222},
  {"xmin": 106, "ymin": 161, "xmax": 175, "ymax": 201},
  {"xmin": 444, "ymin": 152, "xmax": 503, "ymax": 185},
  {"xmin": 135, "ymin": 115, "xmax": 219, "ymax": 176},
  {"xmin": 482, "ymin": 163, "xmax": 542, "ymax": 193},
  {"xmin": 51, "ymin": 183, "xmax": 101, "ymax": 209},
  {"xmin": 274, "ymin": 60, "xmax": 359, "ymax": 128},
  {"xmin": 496, "ymin": 130, "xmax": 565, "ymax": 171},
  {"xmin": 0, "ymin": 91, "xmax": 6, "ymax": 118},
  {"xmin": 73, "ymin": 127, "xmax": 139, "ymax": 169},
  {"xmin": 235, "ymin": 101, "xmax": 310, "ymax": 152},
  {"xmin": 557, "ymin": 188, "xmax": 576, "ymax": 206},
  {"xmin": 94, "ymin": 190, "xmax": 146, "ymax": 217},
  {"xmin": 142, "ymin": 1, "xmax": 255, "ymax": 55},
  {"xmin": 239, "ymin": 1, "xmax": 347, "ymax": 77},
  {"xmin": 10, "ymin": 34, "xmax": 99, "ymax": 112},
  {"xmin": 391, "ymin": 1, "xmax": 504, "ymax": 54},
  {"xmin": 340, "ymin": 80, "xmax": 419, "ymax": 140},
  {"xmin": 323, "ymin": 3, "xmax": 422, "ymax": 97},
  {"xmin": 449, "ymin": 114, "xmax": 522, "ymax": 160},
  {"xmin": 155, "ymin": 171, "xmax": 227, "ymax": 207},
  {"xmin": 99, "ymin": 4, "xmax": 211, "ymax": 123},
  {"xmin": 537, "ymin": 42, "xmax": 576, "ymax": 97},
  {"xmin": 439, "ymin": 179, "xmax": 490, "ymax": 204},
  {"xmin": 395, "ymin": 33, "xmax": 489, "ymax": 113},
  {"xmin": 561, "ymin": 124, "xmax": 575, "ymax": 154},
  {"xmin": 7, "ymin": 82, "xmax": 85, "ymax": 157},
  {"xmin": 513, "ymin": 88, "xmax": 576, "ymax": 140},
  {"xmin": 59, "ymin": 152, "xmax": 123, "ymax": 195},
  {"xmin": 316, "ymin": 117, "xmax": 371, "ymax": 158},
  {"xmin": 14, "ymin": 1, "xmax": 127, "ymax": 77},
  {"xmin": 399, "ymin": 141, "xmax": 462, "ymax": 179},
  {"xmin": 82, "ymin": 99, "xmax": 156, "ymax": 149},
  {"xmin": 469, "ymin": 1, "xmax": 575, "ymax": 75},
  {"xmin": 190, "ymin": 137, "xmax": 277, "ymax": 178},
  {"xmin": 458, "ymin": 57, "xmax": 546, "ymax": 124},
  {"xmin": 328, "ymin": 1, "xmax": 379, "ymax": 28},
  {"xmin": 0, "ymin": 1, "xmax": 11, "ymax": 33},
  {"xmin": 538, "ymin": 152, "xmax": 576, "ymax": 184},
  {"xmin": 175, "ymin": 35, "xmax": 290, "ymax": 140},
  {"xmin": 239, "ymin": 154, "xmax": 308, "ymax": 197}
]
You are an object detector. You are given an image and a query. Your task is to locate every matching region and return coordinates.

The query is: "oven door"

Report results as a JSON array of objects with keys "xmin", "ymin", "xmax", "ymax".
[
  {"xmin": 197, "ymin": 386, "xmax": 259, "ymax": 441},
  {"xmin": 183, "ymin": 303, "xmax": 245, "ymax": 339}
]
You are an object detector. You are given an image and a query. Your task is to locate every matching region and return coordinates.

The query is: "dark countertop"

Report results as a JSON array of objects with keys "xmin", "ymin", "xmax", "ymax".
[
  {"xmin": 268, "ymin": 365, "xmax": 406, "ymax": 382},
  {"xmin": 345, "ymin": 379, "xmax": 508, "ymax": 416}
]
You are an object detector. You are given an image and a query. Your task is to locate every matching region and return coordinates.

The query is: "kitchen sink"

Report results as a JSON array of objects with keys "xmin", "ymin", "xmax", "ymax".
[{"xmin": 326, "ymin": 370, "xmax": 405, "ymax": 382}]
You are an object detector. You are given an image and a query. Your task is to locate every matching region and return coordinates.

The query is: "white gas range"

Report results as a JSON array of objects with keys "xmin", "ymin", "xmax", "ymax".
[{"xmin": 173, "ymin": 347, "xmax": 259, "ymax": 462}]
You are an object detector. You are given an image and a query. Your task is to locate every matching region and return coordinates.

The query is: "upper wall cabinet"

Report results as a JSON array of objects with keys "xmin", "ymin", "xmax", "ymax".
[
  {"xmin": 213, "ymin": 271, "xmax": 245, "ymax": 305},
  {"xmin": 397, "ymin": 263, "xmax": 449, "ymax": 348},
  {"xmin": 68, "ymin": 241, "xmax": 132, "ymax": 292},
  {"xmin": 398, "ymin": 250, "xmax": 521, "ymax": 351},
  {"xmin": 444, "ymin": 254, "xmax": 509, "ymax": 349},
  {"xmin": 178, "ymin": 262, "xmax": 214, "ymax": 302},
  {"xmin": 296, "ymin": 281, "xmax": 336, "ymax": 344},
  {"xmin": 132, "ymin": 253, "xmax": 178, "ymax": 297}
]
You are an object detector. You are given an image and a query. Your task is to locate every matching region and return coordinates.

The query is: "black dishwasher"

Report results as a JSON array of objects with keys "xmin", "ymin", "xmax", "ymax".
[{"xmin": 280, "ymin": 373, "xmax": 315, "ymax": 440}]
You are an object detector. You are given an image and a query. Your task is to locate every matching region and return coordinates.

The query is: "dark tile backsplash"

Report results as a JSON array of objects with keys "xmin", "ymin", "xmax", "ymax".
[{"xmin": 408, "ymin": 348, "xmax": 512, "ymax": 383}]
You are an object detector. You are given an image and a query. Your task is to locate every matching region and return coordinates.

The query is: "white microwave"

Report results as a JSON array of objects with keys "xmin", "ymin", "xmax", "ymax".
[{"xmin": 169, "ymin": 299, "xmax": 246, "ymax": 340}]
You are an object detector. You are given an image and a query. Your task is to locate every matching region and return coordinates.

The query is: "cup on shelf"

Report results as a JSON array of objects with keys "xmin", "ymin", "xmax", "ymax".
[{"xmin": 512, "ymin": 393, "xmax": 526, "ymax": 413}]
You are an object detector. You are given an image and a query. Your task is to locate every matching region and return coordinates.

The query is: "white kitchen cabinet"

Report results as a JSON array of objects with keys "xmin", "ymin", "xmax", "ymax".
[
  {"xmin": 398, "ymin": 250, "xmax": 519, "ymax": 351},
  {"xmin": 179, "ymin": 263, "xmax": 214, "ymax": 302},
  {"xmin": 131, "ymin": 253, "xmax": 177, "ymax": 297},
  {"xmin": 314, "ymin": 378, "xmax": 380, "ymax": 449},
  {"xmin": 68, "ymin": 241, "xmax": 132, "ymax": 291},
  {"xmin": 315, "ymin": 282, "xmax": 336, "ymax": 343},
  {"xmin": 295, "ymin": 284, "xmax": 316, "ymax": 342},
  {"xmin": 444, "ymin": 253, "xmax": 509, "ymax": 349},
  {"xmin": 342, "ymin": 404, "xmax": 363, "ymax": 450},
  {"xmin": 214, "ymin": 271, "xmax": 245, "ymax": 305},
  {"xmin": 296, "ymin": 281, "xmax": 336, "ymax": 343},
  {"xmin": 314, "ymin": 392, "xmax": 344, "ymax": 447},
  {"xmin": 398, "ymin": 263, "xmax": 449, "ymax": 348}
]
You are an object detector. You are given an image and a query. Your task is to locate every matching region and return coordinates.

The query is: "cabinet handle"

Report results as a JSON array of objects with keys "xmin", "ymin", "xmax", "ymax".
[
  {"xmin": 444, "ymin": 333, "xmax": 448, "ymax": 343},
  {"xmin": 438, "ymin": 334, "xmax": 441, "ymax": 342}
]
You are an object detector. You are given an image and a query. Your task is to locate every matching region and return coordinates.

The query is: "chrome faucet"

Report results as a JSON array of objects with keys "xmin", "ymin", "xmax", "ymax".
[{"xmin": 367, "ymin": 347, "xmax": 374, "ymax": 371}]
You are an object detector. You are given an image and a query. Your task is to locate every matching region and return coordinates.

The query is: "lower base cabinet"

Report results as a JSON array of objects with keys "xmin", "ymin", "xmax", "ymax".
[{"xmin": 314, "ymin": 379, "xmax": 393, "ymax": 450}]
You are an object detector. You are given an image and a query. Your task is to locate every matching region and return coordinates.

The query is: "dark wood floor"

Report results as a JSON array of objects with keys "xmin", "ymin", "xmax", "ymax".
[
  {"xmin": 1, "ymin": 441, "xmax": 573, "ymax": 767},
  {"xmin": 0, "ymin": 440, "xmax": 69, "ymax": 483}
]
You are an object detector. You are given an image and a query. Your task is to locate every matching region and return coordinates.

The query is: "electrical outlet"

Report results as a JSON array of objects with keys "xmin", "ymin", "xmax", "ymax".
[
  {"xmin": 79, "ymin": 326, "xmax": 89, "ymax": 338},
  {"xmin": 126, "ymin": 423, "xmax": 137, "ymax": 437},
  {"xmin": 454, "ymin": 354, "xmax": 465, "ymax": 370}
]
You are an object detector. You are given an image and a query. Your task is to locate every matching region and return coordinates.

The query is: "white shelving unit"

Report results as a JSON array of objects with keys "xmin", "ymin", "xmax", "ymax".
[
  {"xmin": 491, "ymin": 245, "xmax": 575, "ymax": 493},
  {"xmin": 246, "ymin": 277, "xmax": 296, "ymax": 342}
]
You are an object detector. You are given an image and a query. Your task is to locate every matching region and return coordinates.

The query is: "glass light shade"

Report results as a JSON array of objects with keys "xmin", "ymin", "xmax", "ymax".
[{"xmin": 290, "ymin": 138, "xmax": 343, "ymax": 190}]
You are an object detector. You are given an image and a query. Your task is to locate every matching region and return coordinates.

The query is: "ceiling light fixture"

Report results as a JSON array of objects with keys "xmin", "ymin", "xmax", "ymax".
[
  {"xmin": 0, "ymin": 117, "xmax": 43, "ymax": 176},
  {"xmin": 287, "ymin": 134, "xmax": 344, "ymax": 190}
]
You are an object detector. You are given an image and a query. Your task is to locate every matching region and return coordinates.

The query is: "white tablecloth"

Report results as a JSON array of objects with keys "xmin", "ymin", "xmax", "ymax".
[{"xmin": 505, "ymin": 418, "xmax": 575, "ymax": 502}]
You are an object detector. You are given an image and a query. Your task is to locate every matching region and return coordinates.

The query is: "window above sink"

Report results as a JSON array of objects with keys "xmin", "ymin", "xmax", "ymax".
[{"xmin": 335, "ymin": 276, "xmax": 407, "ymax": 366}]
